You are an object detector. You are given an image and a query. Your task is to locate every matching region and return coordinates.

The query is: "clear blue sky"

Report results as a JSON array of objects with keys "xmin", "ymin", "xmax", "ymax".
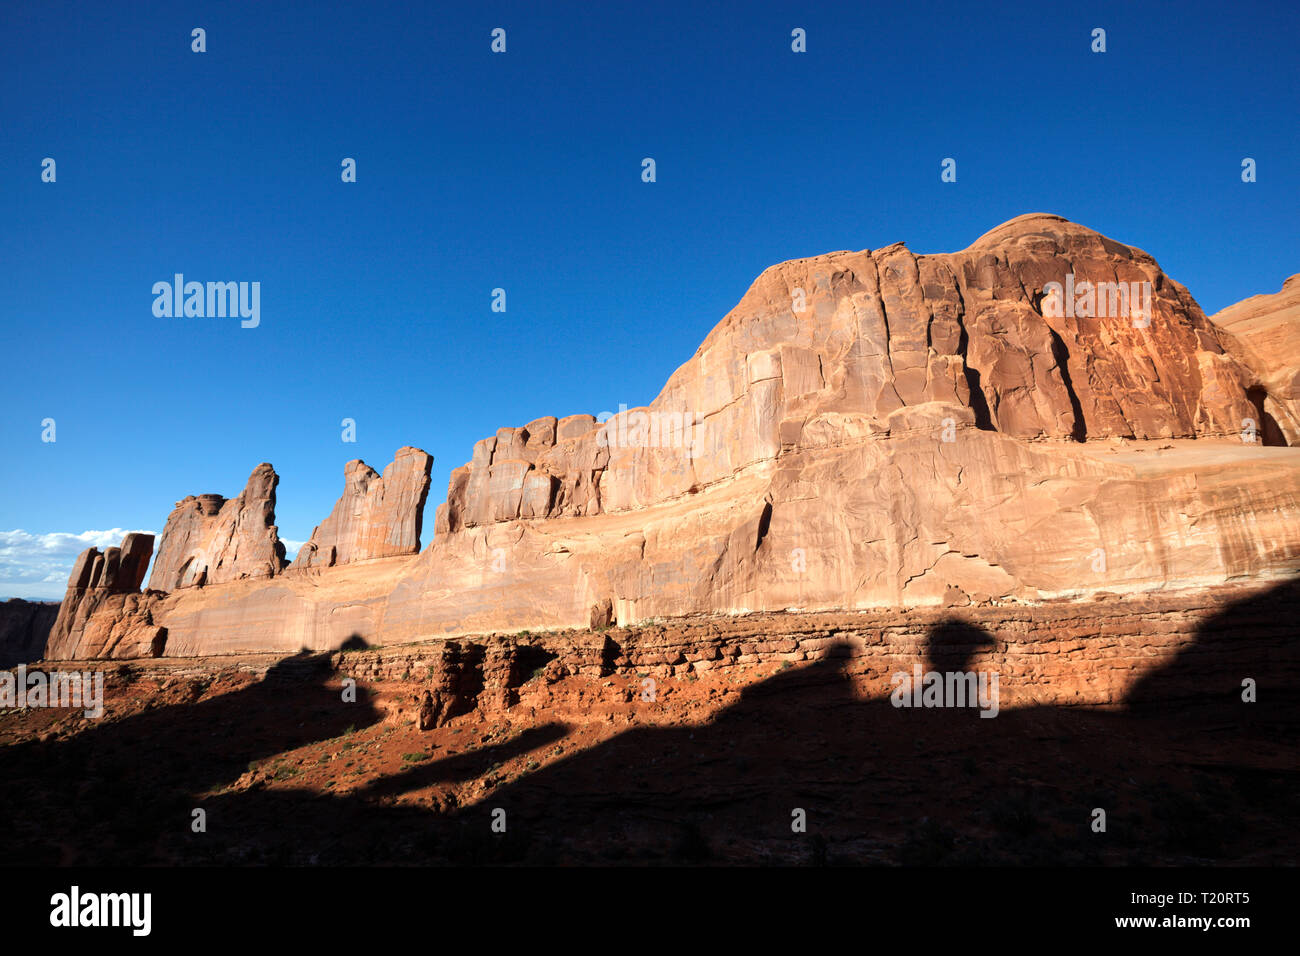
[{"xmin": 1, "ymin": 0, "xmax": 1296, "ymax": 598}]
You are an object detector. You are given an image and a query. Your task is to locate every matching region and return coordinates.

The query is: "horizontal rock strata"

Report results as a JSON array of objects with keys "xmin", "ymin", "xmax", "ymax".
[
  {"xmin": 346, "ymin": 581, "xmax": 1296, "ymax": 721},
  {"xmin": 39, "ymin": 582, "xmax": 1295, "ymax": 720}
]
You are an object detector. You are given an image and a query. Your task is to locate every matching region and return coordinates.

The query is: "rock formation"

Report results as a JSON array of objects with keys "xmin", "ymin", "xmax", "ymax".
[
  {"xmin": 1210, "ymin": 273, "xmax": 1300, "ymax": 446},
  {"xmin": 46, "ymin": 532, "xmax": 165, "ymax": 659},
  {"xmin": 435, "ymin": 214, "xmax": 1260, "ymax": 535},
  {"xmin": 147, "ymin": 463, "xmax": 287, "ymax": 591},
  {"xmin": 290, "ymin": 447, "xmax": 432, "ymax": 570},
  {"xmin": 48, "ymin": 214, "xmax": 1300, "ymax": 658},
  {"xmin": 0, "ymin": 599, "xmax": 60, "ymax": 667}
]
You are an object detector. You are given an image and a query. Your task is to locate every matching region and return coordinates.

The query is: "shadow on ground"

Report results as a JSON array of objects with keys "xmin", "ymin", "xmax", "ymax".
[{"xmin": 2, "ymin": 578, "xmax": 1297, "ymax": 865}]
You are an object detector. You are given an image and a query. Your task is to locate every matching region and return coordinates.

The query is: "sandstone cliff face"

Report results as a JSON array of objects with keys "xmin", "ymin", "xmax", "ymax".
[
  {"xmin": 375, "ymin": 214, "xmax": 1295, "ymax": 639},
  {"xmin": 1210, "ymin": 273, "xmax": 1300, "ymax": 446},
  {"xmin": 147, "ymin": 463, "xmax": 287, "ymax": 591},
  {"xmin": 51, "ymin": 215, "xmax": 1300, "ymax": 657},
  {"xmin": 46, "ymin": 532, "xmax": 165, "ymax": 660},
  {"xmin": 438, "ymin": 214, "xmax": 1261, "ymax": 533},
  {"xmin": 0, "ymin": 599, "xmax": 59, "ymax": 667},
  {"xmin": 434, "ymin": 416, "xmax": 606, "ymax": 533},
  {"xmin": 290, "ymin": 447, "xmax": 432, "ymax": 570}
]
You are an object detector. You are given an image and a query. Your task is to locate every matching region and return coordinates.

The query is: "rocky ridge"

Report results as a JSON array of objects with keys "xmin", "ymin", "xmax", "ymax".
[{"xmin": 40, "ymin": 214, "xmax": 1300, "ymax": 659}]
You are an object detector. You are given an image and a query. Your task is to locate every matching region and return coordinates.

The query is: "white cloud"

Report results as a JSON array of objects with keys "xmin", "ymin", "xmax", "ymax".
[
  {"xmin": 0, "ymin": 529, "xmax": 304, "ymax": 599},
  {"xmin": 0, "ymin": 529, "xmax": 157, "ymax": 601}
]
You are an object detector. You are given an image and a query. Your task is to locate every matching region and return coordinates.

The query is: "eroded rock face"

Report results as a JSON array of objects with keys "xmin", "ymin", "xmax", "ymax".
[
  {"xmin": 377, "ymin": 216, "xmax": 1298, "ymax": 638},
  {"xmin": 437, "ymin": 214, "xmax": 1262, "ymax": 532},
  {"xmin": 51, "ymin": 215, "xmax": 1300, "ymax": 657},
  {"xmin": 47, "ymin": 533, "xmax": 165, "ymax": 660},
  {"xmin": 0, "ymin": 599, "xmax": 60, "ymax": 667},
  {"xmin": 147, "ymin": 464, "xmax": 287, "ymax": 591},
  {"xmin": 289, "ymin": 447, "xmax": 432, "ymax": 570},
  {"xmin": 1209, "ymin": 273, "xmax": 1300, "ymax": 446}
]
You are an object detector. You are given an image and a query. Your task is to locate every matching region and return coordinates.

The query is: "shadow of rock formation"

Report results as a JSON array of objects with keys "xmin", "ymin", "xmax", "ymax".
[{"xmin": 2, "ymin": 579, "xmax": 1298, "ymax": 865}]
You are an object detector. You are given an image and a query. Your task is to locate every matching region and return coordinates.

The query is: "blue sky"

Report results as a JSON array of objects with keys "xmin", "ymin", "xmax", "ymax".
[{"xmin": 1, "ymin": 0, "xmax": 1296, "ymax": 598}]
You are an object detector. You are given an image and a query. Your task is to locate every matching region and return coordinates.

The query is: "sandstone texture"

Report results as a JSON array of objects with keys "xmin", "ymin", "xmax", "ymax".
[
  {"xmin": 332, "ymin": 582, "xmax": 1298, "ymax": 718},
  {"xmin": 1210, "ymin": 273, "xmax": 1300, "ymax": 446},
  {"xmin": 147, "ymin": 463, "xmax": 287, "ymax": 591},
  {"xmin": 289, "ymin": 447, "xmax": 432, "ymax": 570},
  {"xmin": 46, "ymin": 532, "xmax": 166, "ymax": 660},
  {"xmin": 49, "ymin": 215, "xmax": 1300, "ymax": 658}
]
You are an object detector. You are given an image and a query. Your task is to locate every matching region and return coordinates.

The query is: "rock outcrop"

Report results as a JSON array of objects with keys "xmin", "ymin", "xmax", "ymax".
[
  {"xmin": 290, "ymin": 447, "xmax": 432, "ymax": 570},
  {"xmin": 0, "ymin": 599, "xmax": 60, "ymax": 667},
  {"xmin": 49, "ymin": 215, "xmax": 1300, "ymax": 657},
  {"xmin": 437, "ymin": 214, "xmax": 1261, "ymax": 534},
  {"xmin": 147, "ymin": 463, "xmax": 287, "ymax": 591},
  {"xmin": 377, "ymin": 213, "xmax": 1296, "ymax": 636},
  {"xmin": 46, "ymin": 532, "xmax": 166, "ymax": 660},
  {"xmin": 1210, "ymin": 273, "xmax": 1300, "ymax": 446}
]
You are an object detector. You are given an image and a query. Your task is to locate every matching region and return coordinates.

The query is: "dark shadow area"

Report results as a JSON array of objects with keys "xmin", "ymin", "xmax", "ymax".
[
  {"xmin": 1126, "ymin": 576, "xmax": 1300, "ymax": 722},
  {"xmin": 0, "ymin": 651, "xmax": 382, "ymax": 864},
  {"xmin": 1246, "ymin": 386, "xmax": 1289, "ymax": 447},
  {"xmin": 957, "ymin": 324, "xmax": 995, "ymax": 431},
  {"xmin": 925, "ymin": 617, "xmax": 997, "ymax": 673},
  {"xmin": 1, "ymin": 579, "xmax": 1297, "ymax": 865},
  {"xmin": 756, "ymin": 500, "xmax": 773, "ymax": 546},
  {"xmin": 0, "ymin": 599, "xmax": 59, "ymax": 667},
  {"xmin": 1046, "ymin": 326, "xmax": 1087, "ymax": 442},
  {"xmin": 599, "ymin": 635, "xmax": 622, "ymax": 676},
  {"xmin": 505, "ymin": 645, "xmax": 558, "ymax": 689},
  {"xmin": 363, "ymin": 724, "xmax": 567, "ymax": 800}
]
